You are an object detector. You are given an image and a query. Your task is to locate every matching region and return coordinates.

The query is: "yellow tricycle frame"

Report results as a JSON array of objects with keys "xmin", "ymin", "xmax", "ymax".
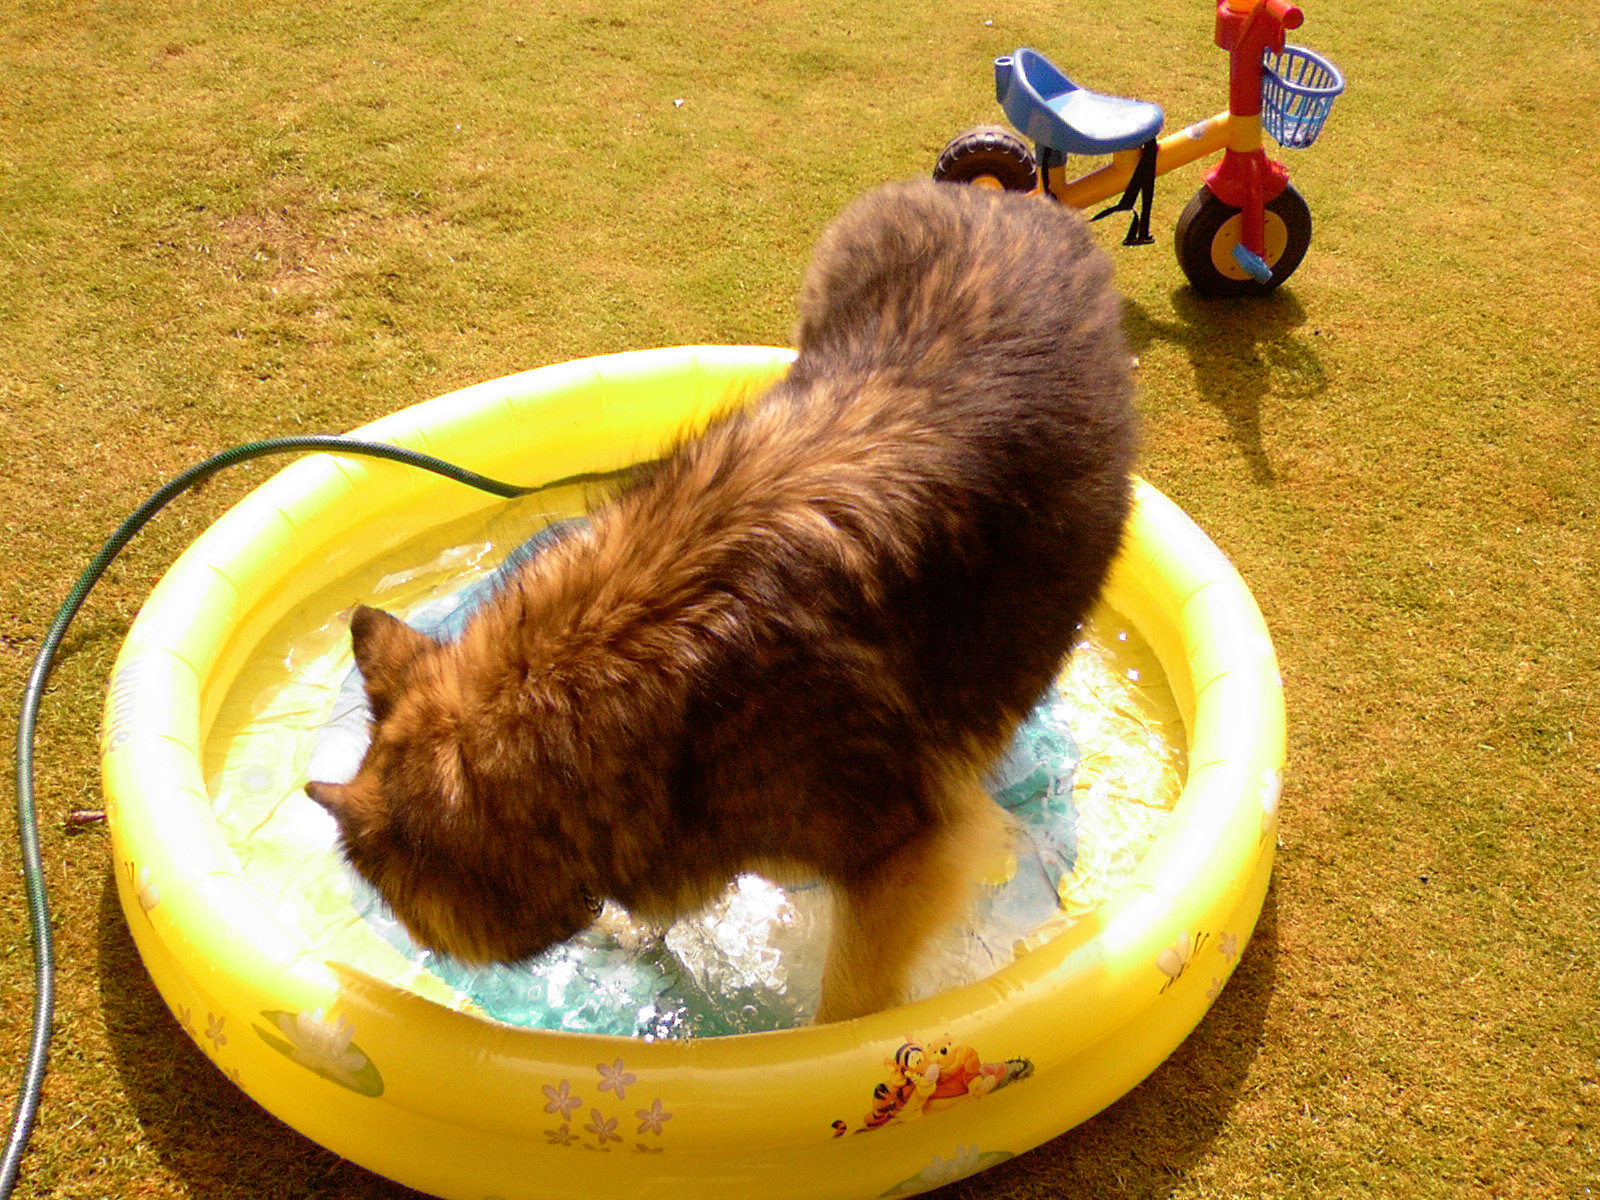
[{"xmin": 1040, "ymin": 110, "xmax": 1242, "ymax": 209}]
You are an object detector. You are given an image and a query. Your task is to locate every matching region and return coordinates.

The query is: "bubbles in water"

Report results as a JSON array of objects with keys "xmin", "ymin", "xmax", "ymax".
[{"xmin": 325, "ymin": 673, "xmax": 1090, "ymax": 1035}]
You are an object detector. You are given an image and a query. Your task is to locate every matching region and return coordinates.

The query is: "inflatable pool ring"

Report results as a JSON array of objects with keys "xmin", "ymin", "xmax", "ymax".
[{"xmin": 102, "ymin": 345, "xmax": 1285, "ymax": 1200}]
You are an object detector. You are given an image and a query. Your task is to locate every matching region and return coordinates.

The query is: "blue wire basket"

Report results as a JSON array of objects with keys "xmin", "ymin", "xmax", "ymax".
[{"xmin": 1261, "ymin": 45, "xmax": 1344, "ymax": 149}]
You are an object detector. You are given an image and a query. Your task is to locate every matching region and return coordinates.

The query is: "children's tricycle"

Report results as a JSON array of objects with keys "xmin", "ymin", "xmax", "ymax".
[{"xmin": 933, "ymin": 0, "xmax": 1343, "ymax": 296}]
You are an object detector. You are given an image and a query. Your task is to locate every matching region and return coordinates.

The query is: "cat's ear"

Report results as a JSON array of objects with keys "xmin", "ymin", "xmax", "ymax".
[
  {"xmin": 304, "ymin": 778, "xmax": 383, "ymax": 840},
  {"xmin": 304, "ymin": 780, "xmax": 348, "ymax": 817},
  {"xmin": 349, "ymin": 605, "xmax": 434, "ymax": 718}
]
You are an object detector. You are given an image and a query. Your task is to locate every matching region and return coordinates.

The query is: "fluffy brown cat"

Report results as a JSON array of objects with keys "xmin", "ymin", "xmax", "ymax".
[{"xmin": 306, "ymin": 178, "xmax": 1137, "ymax": 1023}]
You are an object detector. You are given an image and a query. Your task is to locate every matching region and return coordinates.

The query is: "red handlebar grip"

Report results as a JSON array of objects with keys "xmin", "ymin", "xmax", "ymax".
[{"xmin": 1263, "ymin": 0, "xmax": 1304, "ymax": 31}]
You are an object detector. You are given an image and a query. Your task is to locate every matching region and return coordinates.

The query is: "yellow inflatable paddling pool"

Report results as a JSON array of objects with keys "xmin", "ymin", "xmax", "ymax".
[{"xmin": 102, "ymin": 345, "xmax": 1284, "ymax": 1200}]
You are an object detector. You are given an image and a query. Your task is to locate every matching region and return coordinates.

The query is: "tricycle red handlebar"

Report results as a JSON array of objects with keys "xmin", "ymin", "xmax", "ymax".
[
  {"xmin": 1216, "ymin": 0, "xmax": 1302, "ymax": 55},
  {"xmin": 1263, "ymin": 0, "xmax": 1304, "ymax": 31},
  {"xmin": 1219, "ymin": 0, "xmax": 1301, "ymax": 23}
]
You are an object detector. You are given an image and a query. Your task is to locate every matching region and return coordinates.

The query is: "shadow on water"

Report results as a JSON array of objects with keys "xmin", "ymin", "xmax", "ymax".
[{"xmin": 1124, "ymin": 287, "xmax": 1329, "ymax": 486}]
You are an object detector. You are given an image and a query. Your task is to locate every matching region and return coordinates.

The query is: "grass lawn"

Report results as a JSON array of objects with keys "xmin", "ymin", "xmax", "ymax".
[{"xmin": 2, "ymin": 0, "xmax": 1596, "ymax": 1196}]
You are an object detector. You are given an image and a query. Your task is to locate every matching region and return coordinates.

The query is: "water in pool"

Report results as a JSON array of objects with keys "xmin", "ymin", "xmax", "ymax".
[{"xmin": 206, "ymin": 510, "xmax": 1184, "ymax": 1037}]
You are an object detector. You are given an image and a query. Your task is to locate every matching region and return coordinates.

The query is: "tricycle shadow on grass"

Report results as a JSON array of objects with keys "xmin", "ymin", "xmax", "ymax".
[
  {"xmin": 96, "ymin": 866, "xmax": 1280, "ymax": 1200},
  {"xmin": 1123, "ymin": 288, "xmax": 1329, "ymax": 486}
]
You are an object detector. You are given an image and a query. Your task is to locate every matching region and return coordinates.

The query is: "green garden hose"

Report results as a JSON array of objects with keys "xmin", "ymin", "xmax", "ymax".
[{"xmin": 2, "ymin": 434, "xmax": 611, "ymax": 1198}]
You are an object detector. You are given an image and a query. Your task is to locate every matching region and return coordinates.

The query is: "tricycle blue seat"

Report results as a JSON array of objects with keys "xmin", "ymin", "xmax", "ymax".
[{"xmin": 995, "ymin": 48, "xmax": 1164, "ymax": 156}]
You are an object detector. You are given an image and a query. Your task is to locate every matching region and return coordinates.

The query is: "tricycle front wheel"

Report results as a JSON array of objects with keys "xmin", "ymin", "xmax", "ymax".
[{"xmin": 1174, "ymin": 183, "xmax": 1312, "ymax": 297}]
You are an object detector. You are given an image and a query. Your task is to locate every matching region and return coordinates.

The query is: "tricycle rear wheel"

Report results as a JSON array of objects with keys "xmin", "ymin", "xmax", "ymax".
[
  {"xmin": 1175, "ymin": 183, "xmax": 1312, "ymax": 297},
  {"xmin": 933, "ymin": 126, "xmax": 1038, "ymax": 193}
]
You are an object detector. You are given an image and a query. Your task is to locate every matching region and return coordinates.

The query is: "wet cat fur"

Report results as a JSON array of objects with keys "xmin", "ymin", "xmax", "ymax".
[{"xmin": 306, "ymin": 179, "xmax": 1138, "ymax": 1023}]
